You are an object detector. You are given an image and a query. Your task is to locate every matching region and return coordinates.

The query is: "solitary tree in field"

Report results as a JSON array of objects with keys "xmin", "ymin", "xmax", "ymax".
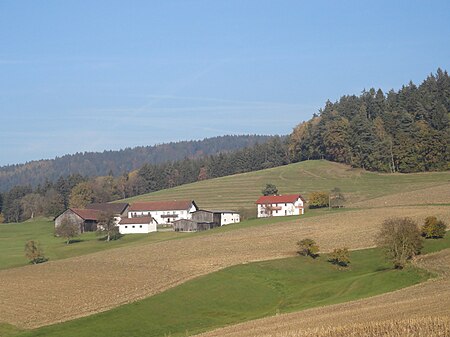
[
  {"xmin": 329, "ymin": 187, "xmax": 345, "ymax": 208},
  {"xmin": 421, "ymin": 216, "xmax": 447, "ymax": 239},
  {"xmin": 376, "ymin": 217, "xmax": 423, "ymax": 269},
  {"xmin": 55, "ymin": 218, "xmax": 80, "ymax": 244},
  {"xmin": 262, "ymin": 183, "xmax": 278, "ymax": 196},
  {"xmin": 328, "ymin": 247, "xmax": 350, "ymax": 267},
  {"xmin": 25, "ymin": 240, "xmax": 48, "ymax": 264},
  {"xmin": 297, "ymin": 238, "xmax": 319, "ymax": 258},
  {"xmin": 97, "ymin": 212, "xmax": 119, "ymax": 242}
]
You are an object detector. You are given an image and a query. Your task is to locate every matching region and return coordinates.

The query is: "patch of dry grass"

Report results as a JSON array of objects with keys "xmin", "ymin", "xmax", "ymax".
[
  {"xmin": 0, "ymin": 206, "xmax": 448, "ymax": 329},
  {"xmin": 265, "ymin": 317, "xmax": 450, "ymax": 337}
]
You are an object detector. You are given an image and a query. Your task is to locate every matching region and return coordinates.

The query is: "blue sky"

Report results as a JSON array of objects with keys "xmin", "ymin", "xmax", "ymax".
[{"xmin": 1, "ymin": 0, "xmax": 449, "ymax": 166}]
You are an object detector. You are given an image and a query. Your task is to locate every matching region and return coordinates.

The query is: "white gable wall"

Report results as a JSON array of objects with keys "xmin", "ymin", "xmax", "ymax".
[
  {"xmin": 257, "ymin": 198, "xmax": 304, "ymax": 218},
  {"xmin": 221, "ymin": 212, "xmax": 240, "ymax": 225},
  {"xmin": 119, "ymin": 222, "xmax": 157, "ymax": 234}
]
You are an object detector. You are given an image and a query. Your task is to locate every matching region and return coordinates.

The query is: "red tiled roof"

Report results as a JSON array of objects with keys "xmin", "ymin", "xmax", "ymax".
[
  {"xmin": 255, "ymin": 194, "xmax": 305, "ymax": 204},
  {"xmin": 129, "ymin": 200, "xmax": 196, "ymax": 212},
  {"xmin": 119, "ymin": 217, "xmax": 153, "ymax": 225},
  {"xmin": 85, "ymin": 203, "xmax": 129, "ymax": 215},
  {"xmin": 70, "ymin": 208, "xmax": 101, "ymax": 221}
]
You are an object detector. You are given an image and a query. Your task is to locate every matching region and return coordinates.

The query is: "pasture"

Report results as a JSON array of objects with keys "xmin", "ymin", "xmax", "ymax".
[
  {"xmin": 198, "ymin": 247, "xmax": 450, "ymax": 337},
  {"xmin": 0, "ymin": 206, "xmax": 448, "ymax": 329},
  {"xmin": 5, "ymin": 236, "xmax": 450, "ymax": 337}
]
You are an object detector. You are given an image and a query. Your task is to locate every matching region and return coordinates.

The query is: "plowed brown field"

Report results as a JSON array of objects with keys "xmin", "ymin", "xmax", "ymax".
[
  {"xmin": 0, "ymin": 206, "xmax": 449, "ymax": 329},
  {"xmin": 197, "ymin": 249, "xmax": 450, "ymax": 337}
]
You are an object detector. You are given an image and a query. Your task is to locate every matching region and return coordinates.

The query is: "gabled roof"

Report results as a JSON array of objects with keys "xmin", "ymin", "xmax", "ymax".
[
  {"xmin": 195, "ymin": 209, "xmax": 238, "ymax": 214},
  {"xmin": 85, "ymin": 202, "xmax": 129, "ymax": 215},
  {"xmin": 255, "ymin": 194, "xmax": 305, "ymax": 204},
  {"xmin": 70, "ymin": 208, "xmax": 101, "ymax": 221},
  {"xmin": 119, "ymin": 216, "xmax": 153, "ymax": 225},
  {"xmin": 129, "ymin": 200, "xmax": 197, "ymax": 212}
]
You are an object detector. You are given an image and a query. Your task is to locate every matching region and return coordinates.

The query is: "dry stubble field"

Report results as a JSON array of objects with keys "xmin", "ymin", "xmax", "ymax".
[
  {"xmin": 197, "ymin": 249, "xmax": 450, "ymax": 337},
  {"xmin": 0, "ymin": 205, "xmax": 449, "ymax": 329}
]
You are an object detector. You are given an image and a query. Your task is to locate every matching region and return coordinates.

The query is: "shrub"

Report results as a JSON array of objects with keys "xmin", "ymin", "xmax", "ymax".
[
  {"xmin": 376, "ymin": 217, "xmax": 423, "ymax": 269},
  {"xmin": 328, "ymin": 248, "xmax": 350, "ymax": 267},
  {"xmin": 24, "ymin": 240, "xmax": 48, "ymax": 264},
  {"xmin": 308, "ymin": 191, "xmax": 329, "ymax": 208},
  {"xmin": 297, "ymin": 238, "xmax": 319, "ymax": 258},
  {"xmin": 421, "ymin": 216, "xmax": 447, "ymax": 239},
  {"xmin": 262, "ymin": 183, "xmax": 278, "ymax": 196}
]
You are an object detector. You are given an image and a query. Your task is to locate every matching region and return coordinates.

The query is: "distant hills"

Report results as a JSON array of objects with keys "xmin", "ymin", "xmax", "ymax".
[{"xmin": 0, "ymin": 135, "xmax": 273, "ymax": 192}]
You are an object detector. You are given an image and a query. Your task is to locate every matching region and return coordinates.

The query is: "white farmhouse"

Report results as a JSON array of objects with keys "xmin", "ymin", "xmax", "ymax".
[
  {"xmin": 118, "ymin": 216, "xmax": 157, "ymax": 234},
  {"xmin": 127, "ymin": 200, "xmax": 198, "ymax": 225},
  {"xmin": 255, "ymin": 194, "xmax": 305, "ymax": 218}
]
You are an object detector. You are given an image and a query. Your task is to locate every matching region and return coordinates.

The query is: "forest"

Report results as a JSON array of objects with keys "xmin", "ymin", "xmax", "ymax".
[
  {"xmin": 289, "ymin": 69, "xmax": 449, "ymax": 172},
  {"xmin": 0, "ymin": 135, "xmax": 271, "ymax": 192},
  {"xmin": 0, "ymin": 69, "xmax": 448, "ymax": 223}
]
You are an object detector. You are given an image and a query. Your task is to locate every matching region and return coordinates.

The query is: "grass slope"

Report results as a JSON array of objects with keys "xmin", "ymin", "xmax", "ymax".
[
  {"xmin": 123, "ymin": 160, "xmax": 449, "ymax": 214},
  {"xmin": 0, "ymin": 218, "xmax": 181, "ymax": 270},
  {"xmin": 12, "ymin": 235, "xmax": 449, "ymax": 337}
]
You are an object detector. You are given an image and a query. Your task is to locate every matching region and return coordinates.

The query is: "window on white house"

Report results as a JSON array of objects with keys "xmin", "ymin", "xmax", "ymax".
[
  {"xmin": 125, "ymin": 226, "xmax": 128, "ymax": 228},
  {"xmin": 139, "ymin": 225, "xmax": 142, "ymax": 228},
  {"xmin": 132, "ymin": 225, "xmax": 135, "ymax": 228}
]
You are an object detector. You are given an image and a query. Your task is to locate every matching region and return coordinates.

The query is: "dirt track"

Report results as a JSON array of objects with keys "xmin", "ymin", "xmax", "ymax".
[
  {"xmin": 0, "ymin": 206, "xmax": 449, "ymax": 328},
  {"xmin": 197, "ymin": 249, "xmax": 450, "ymax": 337}
]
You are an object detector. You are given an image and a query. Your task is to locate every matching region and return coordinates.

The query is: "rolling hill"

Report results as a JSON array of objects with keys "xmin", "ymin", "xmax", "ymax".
[
  {"xmin": 0, "ymin": 160, "xmax": 449, "ymax": 332},
  {"xmin": 123, "ymin": 160, "xmax": 450, "ymax": 216}
]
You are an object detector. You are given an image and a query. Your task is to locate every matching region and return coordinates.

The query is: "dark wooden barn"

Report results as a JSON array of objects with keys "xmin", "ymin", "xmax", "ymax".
[
  {"xmin": 54, "ymin": 208, "xmax": 101, "ymax": 233},
  {"xmin": 173, "ymin": 218, "xmax": 220, "ymax": 232}
]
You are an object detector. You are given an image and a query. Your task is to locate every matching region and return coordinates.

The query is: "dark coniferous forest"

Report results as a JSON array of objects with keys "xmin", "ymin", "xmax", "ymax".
[{"xmin": 289, "ymin": 69, "xmax": 449, "ymax": 173}]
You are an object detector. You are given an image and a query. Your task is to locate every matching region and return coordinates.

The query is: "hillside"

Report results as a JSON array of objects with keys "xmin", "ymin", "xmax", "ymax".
[
  {"xmin": 0, "ymin": 160, "xmax": 449, "ymax": 332},
  {"xmin": 0, "ymin": 135, "xmax": 272, "ymax": 191},
  {"xmin": 124, "ymin": 160, "xmax": 450, "ymax": 216}
]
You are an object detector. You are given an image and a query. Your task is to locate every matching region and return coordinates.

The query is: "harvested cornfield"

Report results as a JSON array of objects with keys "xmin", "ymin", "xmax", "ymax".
[
  {"xmin": 0, "ymin": 206, "xmax": 448, "ymax": 329},
  {"xmin": 196, "ymin": 249, "xmax": 450, "ymax": 337},
  {"xmin": 261, "ymin": 317, "xmax": 450, "ymax": 337}
]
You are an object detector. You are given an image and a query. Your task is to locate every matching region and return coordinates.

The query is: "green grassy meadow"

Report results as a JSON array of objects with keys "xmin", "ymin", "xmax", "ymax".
[
  {"xmin": 123, "ymin": 160, "xmax": 450, "ymax": 214},
  {"xmin": 0, "ymin": 217, "xmax": 182, "ymax": 270},
  {"xmin": 10, "ymin": 234, "xmax": 449, "ymax": 337}
]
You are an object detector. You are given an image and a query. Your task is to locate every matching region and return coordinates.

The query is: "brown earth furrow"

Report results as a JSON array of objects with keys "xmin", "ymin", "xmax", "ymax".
[{"xmin": 0, "ymin": 206, "xmax": 449, "ymax": 328}]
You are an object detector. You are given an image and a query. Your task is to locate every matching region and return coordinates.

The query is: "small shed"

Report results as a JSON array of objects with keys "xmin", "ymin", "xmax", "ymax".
[
  {"xmin": 173, "ymin": 219, "xmax": 219, "ymax": 232},
  {"xmin": 192, "ymin": 209, "xmax": 240, "ymax": 226},
  {"xmin": 118, "ymin": 216, "xmax": 156, "ymax": 234},
  {"xmin": 192, "ymin": 210, "xmax": 221, "ymax": 227}
]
